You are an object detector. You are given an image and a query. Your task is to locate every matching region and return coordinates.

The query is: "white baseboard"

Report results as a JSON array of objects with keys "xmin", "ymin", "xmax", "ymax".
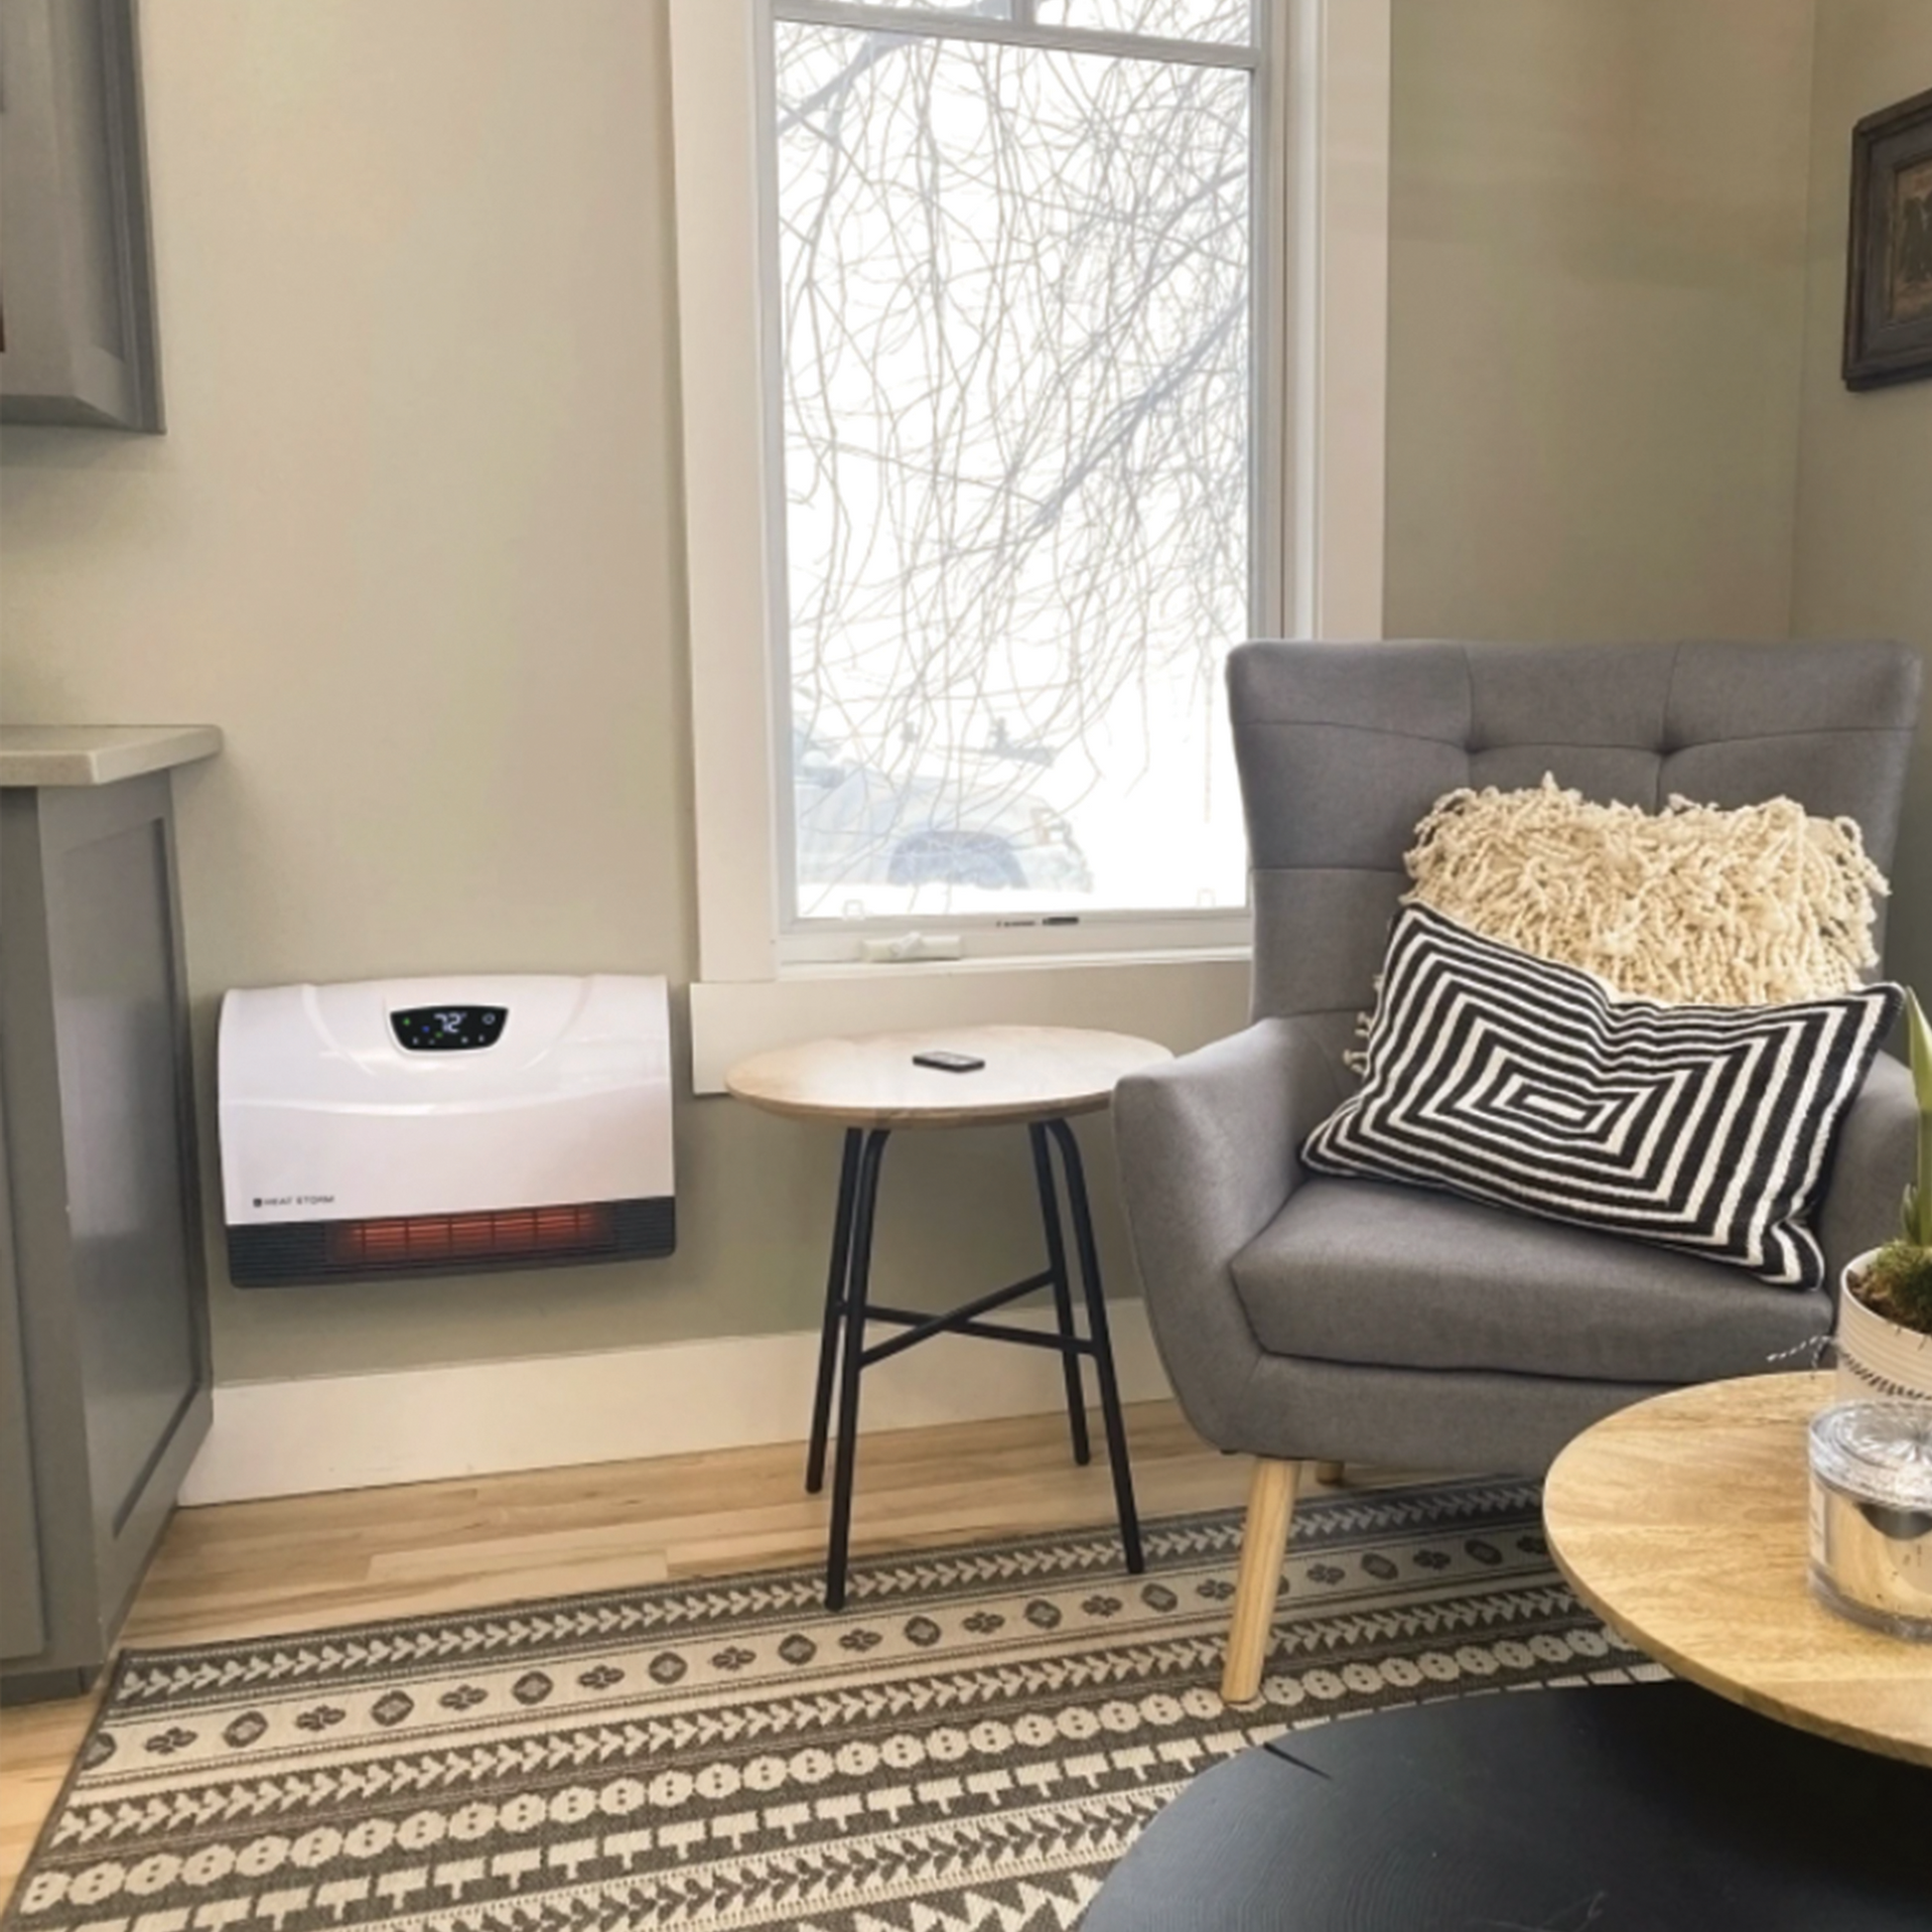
[{"xmin": 180, "ymin": 1301, "xmax": 1173, "ymax": 1505}]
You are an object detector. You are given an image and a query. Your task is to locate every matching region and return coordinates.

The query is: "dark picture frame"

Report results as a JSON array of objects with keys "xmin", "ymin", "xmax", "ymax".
[{"xmin": 1844, "ymin": 83, "xmax": 1932, "ymax": 390}]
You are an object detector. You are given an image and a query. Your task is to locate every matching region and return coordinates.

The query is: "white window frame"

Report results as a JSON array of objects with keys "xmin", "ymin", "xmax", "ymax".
[{"xmin": 670, "ymin": 0, "xmax": 1388, "ymax": 1084}]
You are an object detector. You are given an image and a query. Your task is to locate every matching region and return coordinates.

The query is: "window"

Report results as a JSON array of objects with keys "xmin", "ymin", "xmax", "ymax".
[
  {"xmin": 771, "ymin": 3, "xmax": 1269, "ymax": 942},
  {"xmin": 670, "ymin": 0, "xmax": 1386, "ymax": 1024}
]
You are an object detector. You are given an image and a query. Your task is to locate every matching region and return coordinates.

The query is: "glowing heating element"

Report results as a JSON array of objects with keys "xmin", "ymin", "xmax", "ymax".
[{"xmin": 325, "ymin": 1203, "xmax": 619, "ymax": 1269}]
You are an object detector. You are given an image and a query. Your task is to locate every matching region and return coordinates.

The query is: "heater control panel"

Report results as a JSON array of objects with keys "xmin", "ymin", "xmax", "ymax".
[{"xmin": 390, "ymin": 1005, "xmax": 507, "ymax": 1052}]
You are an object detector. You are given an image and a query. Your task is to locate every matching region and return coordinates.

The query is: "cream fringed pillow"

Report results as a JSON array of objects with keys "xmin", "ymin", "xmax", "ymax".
[{"xmin": 1400, "ymin": 775, "xmax": 1888, "ymax": 1006}]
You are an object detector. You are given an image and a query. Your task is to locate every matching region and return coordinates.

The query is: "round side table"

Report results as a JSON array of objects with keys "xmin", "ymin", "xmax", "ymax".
[
  {"xmin": 727, "ymin": 1024, "xmax": 1172, "ymax": 1609},
  {"xmin": 1543, "ymin": 1370, "xmax": 1932, "ymax": 1766}
]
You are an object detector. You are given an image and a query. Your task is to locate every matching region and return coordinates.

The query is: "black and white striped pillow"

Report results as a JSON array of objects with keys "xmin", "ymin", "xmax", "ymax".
[{"xmin": 1303, "ymin": 905, "xmax": 1900, "ymax": 1289}]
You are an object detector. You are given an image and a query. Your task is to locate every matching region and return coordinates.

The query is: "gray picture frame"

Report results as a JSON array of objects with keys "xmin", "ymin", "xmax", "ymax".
[{"xmin": 1843, "ymin": 82, "xmax": 1932, "ymax": 391}]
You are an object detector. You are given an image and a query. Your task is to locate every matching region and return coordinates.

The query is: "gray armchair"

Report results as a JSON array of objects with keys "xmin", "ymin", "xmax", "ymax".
[{"xmin": 1115, "ymin": 640, "xmax": 1923, "ymax": 1701}]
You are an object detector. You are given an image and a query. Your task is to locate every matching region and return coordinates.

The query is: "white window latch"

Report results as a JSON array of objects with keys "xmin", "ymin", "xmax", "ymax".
[{"xmin": 862, "ymin": 932, "xmax": 966, "ymax": 965}]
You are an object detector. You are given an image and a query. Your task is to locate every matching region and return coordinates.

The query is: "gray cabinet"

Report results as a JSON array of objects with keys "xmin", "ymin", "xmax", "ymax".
[
  {"xmin": 0, "ymin": 752, "xmax": 212, "ymax": 1701},
  {"xmin": 0, "ymin": 0, "xmax": 163, "ymax": 431},
  {"xmin": 0, "ymin": 1131, "xmax": 48, "ymax": 1665}
]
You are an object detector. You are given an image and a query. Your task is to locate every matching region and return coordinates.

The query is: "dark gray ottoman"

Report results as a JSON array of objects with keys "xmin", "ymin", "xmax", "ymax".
[{"xmin": 1082, "ymin": 1685, "xmax": 1931, "ymax": 1930}]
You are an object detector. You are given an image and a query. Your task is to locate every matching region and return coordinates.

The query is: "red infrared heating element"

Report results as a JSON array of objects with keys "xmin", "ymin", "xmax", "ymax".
[{"xmin": 325, "ymin": 1203, "xmax": 617, "ymax": 1269}]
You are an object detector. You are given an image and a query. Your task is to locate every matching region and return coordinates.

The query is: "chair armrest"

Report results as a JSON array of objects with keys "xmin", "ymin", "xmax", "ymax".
[
  {"xmin": 1820, "ymin": 1050, "xmax": 1918, "ymax": 1289},
  {"xmin": 1113, "ymin": 1018, "xmax": 1347, "ymax": 1448}
]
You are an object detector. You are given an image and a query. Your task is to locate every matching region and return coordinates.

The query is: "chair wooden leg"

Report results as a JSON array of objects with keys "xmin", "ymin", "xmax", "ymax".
[
  {"xmin": 1314, "ymin": 1459, "xmax": 1344, "ymax": 1485},
  {"xmin": 1220, "ymin": 1456, "xmax": 1299, "ymax": 1704}
]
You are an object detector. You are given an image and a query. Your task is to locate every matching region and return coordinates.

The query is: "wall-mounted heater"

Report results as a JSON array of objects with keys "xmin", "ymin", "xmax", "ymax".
[{"xmin": 218, "ymin": 975, "xmax": 673, "ymax": 1288}]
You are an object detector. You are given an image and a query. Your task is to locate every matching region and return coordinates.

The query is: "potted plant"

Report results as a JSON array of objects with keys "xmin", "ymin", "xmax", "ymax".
[{"xmin": 1838, "ymin": 990, "xmax": 1932, "ymax": 1400}]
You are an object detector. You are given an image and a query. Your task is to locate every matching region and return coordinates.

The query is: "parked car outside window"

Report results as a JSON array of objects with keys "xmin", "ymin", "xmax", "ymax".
[{"xmin": 792, "ymin": 728, "xmax": 1093, "ymax": 903}]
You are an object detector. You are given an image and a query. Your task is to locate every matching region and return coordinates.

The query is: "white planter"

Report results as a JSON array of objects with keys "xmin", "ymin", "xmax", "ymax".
[{"xmin": 1837, "ymin": 1249, "xmax": 1932, "ymax": 1402}]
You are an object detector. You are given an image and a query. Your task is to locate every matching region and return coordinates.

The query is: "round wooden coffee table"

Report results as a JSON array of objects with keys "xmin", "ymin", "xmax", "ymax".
[
  {"xmin": 1093, "ymin": 1373, "xmax": 1932, "ymax": 1930},
  {"xmin": 1544, "ymin": 1371, "xmax": 1932, "ymax": 1767},
  {"xmin": 727, "ymin": 1025, "xmax": 1171, "ymax": 1610}
]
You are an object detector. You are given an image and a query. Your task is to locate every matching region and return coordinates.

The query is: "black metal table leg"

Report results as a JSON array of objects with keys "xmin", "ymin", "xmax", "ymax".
[
  {"xmin": 806, "ymin": 1112, "xmax": 1142, "ymax": 1611},
  {"xmin": 824, "ymin": 1128, "xmax": 890, "ymax": 1612},
  {"xmin": 1047, "ymin": 1116, "xmax": 1144, "ymax": 1574},
  {"xmin": 805, "ymin": 1129, "xmax": 863, "ymax": 1495},
  {"xmin": 1031, "ymin": 1122, "xmax": 1091, "ymax": 1466}
]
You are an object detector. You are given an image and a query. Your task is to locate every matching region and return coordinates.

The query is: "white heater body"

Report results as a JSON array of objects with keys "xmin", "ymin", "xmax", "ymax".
[{"xmin": 218, "ymin": 974, "xmax": 673, "ymax": 1286}]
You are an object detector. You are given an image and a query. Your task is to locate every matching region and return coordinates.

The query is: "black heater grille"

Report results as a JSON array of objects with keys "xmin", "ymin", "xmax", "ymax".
[{"xmin": 227, "ymin": 1196, "xmax": 675, "ymax": 1288}]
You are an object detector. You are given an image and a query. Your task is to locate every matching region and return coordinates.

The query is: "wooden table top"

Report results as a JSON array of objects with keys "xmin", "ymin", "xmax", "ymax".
[
  {"xmin": 725, "ymin": 1025, "xmax": 1172, "ymax": 1128},
  {"xmin": 1544, "ymin": 1373, "xmax": 1932, "ymax": 1768}
]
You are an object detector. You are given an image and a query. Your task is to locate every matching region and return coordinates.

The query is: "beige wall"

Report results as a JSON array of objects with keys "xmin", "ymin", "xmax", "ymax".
[
  {"xmin": 1384, "ymin": 0, "xmax": 1928, "ymax": 990},
  {"xmin": 1384, "ymin": 0, "xmax": 1817, "ymax": 642},
  {"xmin": 0, "ymin": 0, "xmax": 1075, "ymax": 1381},
  {"xmin": 1790, "ymin": 0, "xmax": 1932, "ymax": 996},
  {"xmin": 2, "ymin": 2, "xmax": 1916, "ymax": 1386}
]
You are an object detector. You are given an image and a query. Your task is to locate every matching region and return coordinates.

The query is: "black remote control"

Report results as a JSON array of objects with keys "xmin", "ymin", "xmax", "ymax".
[{"xmin": 911, "ymin": 1050, "xmax": 986, "ymax": 1073}]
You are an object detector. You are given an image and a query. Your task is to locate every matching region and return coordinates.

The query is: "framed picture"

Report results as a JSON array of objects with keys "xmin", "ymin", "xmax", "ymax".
[{"xmin": 1844, "ymin": 83, "xmax": 1932, "ymax": 390}]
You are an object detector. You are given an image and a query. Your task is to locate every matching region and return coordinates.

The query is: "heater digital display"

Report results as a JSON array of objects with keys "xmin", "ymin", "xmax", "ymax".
[{"xmin": 390, "ymin": 1005, "xmax": 507, "ymax": 1052}]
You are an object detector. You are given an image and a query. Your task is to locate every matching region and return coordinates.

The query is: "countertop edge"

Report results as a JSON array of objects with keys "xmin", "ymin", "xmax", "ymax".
[{"xmin": 0, "ymin": 726, "xmax": 225, "ymax": 788}]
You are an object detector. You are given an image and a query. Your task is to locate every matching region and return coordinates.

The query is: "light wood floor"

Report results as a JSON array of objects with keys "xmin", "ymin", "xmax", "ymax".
[{"xmin": 0, "ymin": 1400, "xmax": 1301, "ymax": 1908}]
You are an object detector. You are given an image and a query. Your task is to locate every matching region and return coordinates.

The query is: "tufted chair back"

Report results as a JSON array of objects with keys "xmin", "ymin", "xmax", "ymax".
[{"xmin": 1226, "ymin": 640, "xmax": 1923, "ymax": 1038}]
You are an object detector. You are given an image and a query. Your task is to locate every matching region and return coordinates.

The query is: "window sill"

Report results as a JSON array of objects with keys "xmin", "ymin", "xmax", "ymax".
[
  {"xmin": 777, "ymin": 942, "xmax": 1252, "ymax": 981},
  {"xmin": 689, "ymin": 947, "xmax": 1252, "ymax": 1094}
]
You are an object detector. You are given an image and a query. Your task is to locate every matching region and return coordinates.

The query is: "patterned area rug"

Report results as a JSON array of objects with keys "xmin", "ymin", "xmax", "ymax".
[{"xmin": 9, "ymin": 1479, "xmax": 1655, "ymax": 1932}]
